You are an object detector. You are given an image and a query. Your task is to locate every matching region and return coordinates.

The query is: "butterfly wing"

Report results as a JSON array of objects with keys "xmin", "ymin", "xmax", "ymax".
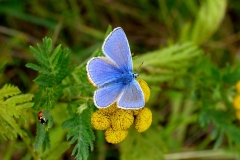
[
  {"xmin": 86, "ymin": 57, "xmax": 122, "ymax": 87},
  {"xmin": 102, "ymin": 27, "xmax": 133, "ymax": 73},
  {"xmin": 118, "ymin": 80, "xmax": 145, "ymax": 109},
  {"xmin": 94, "ymin": 83, "xmax": 124, "ymax": 108}
]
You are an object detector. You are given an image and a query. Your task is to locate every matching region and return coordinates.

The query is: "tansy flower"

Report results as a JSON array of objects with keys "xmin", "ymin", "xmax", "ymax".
[
  {"xmin": 132, "ymin": 108, "xmax": 143, "ymax": 116},
  {"xmin": 111, "ymin": 109, "xmax": 134, "ymax": 130},
  {"xmin": 233, "ymin": 81, "xmax": 240, "ymax": 120},
  {"xmin": 236, "ymin": 81, "xmax": 240, "ymax": 94},
  {"xmin": 134, "ymin": 107, "xmax": 152, "ymax": 132},
  {"xmin": 236, "ymin": 111, "xmax": 240, "ymax": 120},
  {"xmin": 98, "ymin": 103, "xmax": 118, "ymax": 116},
  {"xmin": 91, "ymin": 110, "xmax": 110, "ymax": 130},
  {"xmin": 90, "ymin": 78, "xmax": 152, "ymax": 144},
  {"xmin": 233, "ymin": 95, "xmax": 240, "ymax": 111},
  {"xmin": 136, "ymin": 78, "xmax": 150, "ymax": 103},
  {"xmin": 105, "ymin": 127, "xmax": 128, "ymax": 144}
]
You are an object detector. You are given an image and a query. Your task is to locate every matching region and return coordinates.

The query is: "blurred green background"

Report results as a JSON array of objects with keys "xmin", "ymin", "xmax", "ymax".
[{"xmin": 1, "ymin": 0, "xmax": 240, "ymax": 159}]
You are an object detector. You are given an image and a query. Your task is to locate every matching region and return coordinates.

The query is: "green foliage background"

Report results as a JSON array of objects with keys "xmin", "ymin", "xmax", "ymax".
[{"xmin": 1, "ymin": 0, "xmax": 240, "ymax": 159}]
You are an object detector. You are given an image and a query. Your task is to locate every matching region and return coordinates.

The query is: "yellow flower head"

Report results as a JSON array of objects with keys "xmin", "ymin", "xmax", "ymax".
[
  {"xmin": 132, "ymin": 108, "xmax": 143, "ymax": 116},
  {"xmin": 136, "ymin": 78, "xmax": 150, "ymax": 103},
  {"xmin": 233, "ymin": 95, "xmax": 240, "ymax": 111},
  {"xmin": 105, "ymin": 127, "xmax": 128, "ymax": 144},
  {"xmin": 98, "ymin": 103, "xmax": 118, "ymax": 115},
  {"xmin": 236, "ymin": 111, "xmax": 240, "ymax": 120},
  {"xmin": 91, "ymin": 110, "xmax": 111, "ymax": 130},
  {"xmin": 134, "ymin": 107, "xmax": 152, "ymax": 132},
  {"xmin": 111, "ymin": 109, "xmax": 134, "ymax": 130},
  {"xmin": 236, "ymin": 81, "xmax": 240, "ymax": 94}
]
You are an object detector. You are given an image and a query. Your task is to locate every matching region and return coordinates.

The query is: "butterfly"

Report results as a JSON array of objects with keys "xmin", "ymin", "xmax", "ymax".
[{"xmin": 86, "ymin": 27, "xmax": 144, "ymax": 109}]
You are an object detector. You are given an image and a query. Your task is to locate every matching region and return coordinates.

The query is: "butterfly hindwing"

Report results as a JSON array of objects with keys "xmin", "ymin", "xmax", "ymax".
[
  {"xmin": 118, "ymin": 80, "xmax": 145, "ymax": 109},
  {"xmin": 102, "ymin": 27, "xmax": 133, "ymax": 73},
  {"xmin": 94, "ymin": 83, "xmax": 124, "ymax": 108}
]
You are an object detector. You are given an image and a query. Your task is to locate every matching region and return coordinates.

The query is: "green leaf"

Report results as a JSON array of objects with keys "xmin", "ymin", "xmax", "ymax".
[
  {"xmin": 62, "ymin": 107, "xmax": 95, "ymax": 160},
  {"xmin": 120, "ymin": 126, "xmax": 165, "ymax": 160},
  {"xmin": 50, "ymin": 44, "xmax": 62, "ymax": 64},
  {"xmin": 200, "ymin": 109, "xmax": 240, "ymax": 146},
  {"xmin": 41, "ymin": 142, "xmax": 70, "ymax": 160},
  {"xmin": 26, "ymin": 63, "xmax": 50, "ymax": 75},
  {"xmin": 34, "ymin": 75, "xmax": 55, "ymax": 87},
  {"xmin": 133, "ymin": 43, "xmax": 203, "ymax": 84},
  {"xmin": 179, "ymin": 0, "xmax": 227, "ymax": 44},
  {"xmin": 34, "ymin": 122, "xmax": 47, "ymax": 151},
  {"xmin": 0, "ymin": 84, "xmax": 33, "ymax": 139},
  {"xmin": 4, "ymin": 94, "xmax": 33, "ymax": 105},
  {"xmin": 29, "ymin": 46, "xmax": 49, "ymax": 68},
  {"xmin": 0, "ymin": 84, "xmax": 21, "ymax": 100},
  {"xmin": 43, "ymin": 37, "xmax": 53, "ymax": 56}
]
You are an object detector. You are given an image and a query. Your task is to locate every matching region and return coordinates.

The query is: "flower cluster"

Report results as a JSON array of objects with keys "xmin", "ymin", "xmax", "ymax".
[
  {"xmin": 233, "ymin": 81, "xmax": 240, "ymax": 119},
  {"xmin": 91, "ymin": 78, "xmax": 152, "ymax": 144}
]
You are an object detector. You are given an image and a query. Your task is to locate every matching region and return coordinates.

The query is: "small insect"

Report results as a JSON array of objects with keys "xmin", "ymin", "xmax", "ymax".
[
  {"xmin": 86, "ymin": 27, "xmax": 145, "ymax": 109},
  {"xmin": 38, "ymin": 110, "xmax": 47, "ymax": 125}
]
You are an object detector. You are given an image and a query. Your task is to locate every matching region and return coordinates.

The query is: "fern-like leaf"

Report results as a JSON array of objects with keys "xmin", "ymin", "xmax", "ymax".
[
  {"xmin": 26, "ymin": 63, "xmax": 51, "ymax": 75},
  {"xmin": 34, "ymin": 122, "xmax": 50, "ymax": 152},
  {"xmin": 200, "ymin": 109, "xmax": 240, "ymax": 145},
  {"xmin": 62, "ymin": 107, "xmax": 95, "ymax": 160},
  {"xmin": 27, "ymin": 37, "xmax": 71, "ymax": 87},
  {"xmin": 0, "ymin": 84, "xmax": 33, "ymax": 139},
  {"xmin": 0, "ymin": 84, "xmax": 21, "ymax": 99}
]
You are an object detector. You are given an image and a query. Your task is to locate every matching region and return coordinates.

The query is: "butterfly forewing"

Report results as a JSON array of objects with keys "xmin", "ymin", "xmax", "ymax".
[
  {"xmin": 102, "ymin": 27, "xmax": 133, "ymax": 73},
  {"xmin": 87, "ymin": 57, "xmax": 122, "ymax": 87}
]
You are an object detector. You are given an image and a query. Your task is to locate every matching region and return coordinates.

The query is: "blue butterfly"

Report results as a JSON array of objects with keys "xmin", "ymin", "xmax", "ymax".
[{"xmin": 86, "ymin": 27, "xmax": 144, "ymax": 109}]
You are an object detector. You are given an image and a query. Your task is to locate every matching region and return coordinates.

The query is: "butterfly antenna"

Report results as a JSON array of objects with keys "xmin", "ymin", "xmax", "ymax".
[{"xmin": 137, "ymin": 61, "xmax": 144, "ymax": 72}]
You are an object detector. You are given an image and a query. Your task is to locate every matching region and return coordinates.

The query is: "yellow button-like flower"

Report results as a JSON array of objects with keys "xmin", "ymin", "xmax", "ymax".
[
  {"xmin": 132, "ymin": 108, "xmax": 143, "ymax": 116},
  {"xmin": 236, "ymin": 81, "xmax": 240, "ymax": 94},
  {"xmin": 105, "ymin": 127, "xmax": 128, "ymax": 144},
  {"xmin": 91, "ymin": 110, "xmax": 110, "ymax": 130},
  {"xmin": 136, "ymin": 78, "xmax": 150, "ymax": 103},
  {"xmin": 134, "ymin": 107, "xmax": 152, "ymax": 132},
  {"xmin": 111, "ymin": 109, "xmax": 134, "ymax": 130},
  {"xmin": 236, "ymin": 111, "xmax": 240, "ymax": 120},
  {"xmin": 233, "ymin": 95, "xmax": 240, "ymax": 110},
  {"xmin": 99, "ymin": 103, "xmax": 118, "ymax": 115}
]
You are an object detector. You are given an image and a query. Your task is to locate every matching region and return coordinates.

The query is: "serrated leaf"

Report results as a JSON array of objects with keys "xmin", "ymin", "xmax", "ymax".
[
  {"xmin": 0, "ymin": 84, "xmax": 33, "ymax": 140},
  {"xmin": 29, "ymin": 46, "xmax": 49, "ymax": 68},
  {"xmin": 50, "ymin": 44, "xmax": 62, "ymax": 64},
  {"xmin": 42, "ymin": 132, "xmax": 50, "ymax": 152},
  {"xmin": 15, "ymin": 102, "xmax": 34, "ymax": 110},
  {"xmin": 62, "ymin": 108, "xmax": 95, "ymax": 160},
  {"xmin": 34, "ymin": 123, "xmax": 46, "ymax": 150},
  {"xmin": 4, "ymin": 94, "xmax": 33, "ymax": 105},
  {"xmin": 0, "ymin": 84, "xmax": 21, "ymax": 100},
  {"xmin": 34, "ymin": 75, "xmax": 55, "ymax": 87},
  {"xmin": 43, "ymin": 37, "xmax": 53, "ymax": 56},
  {"xmin": 26, "ymin": 63, "xmax": 50, "ymax": 75},
  {"xmin": 0, "ymin": 110, "xmax": 25, "ymax": 137},
  {"xmin": 37, "ymin": 43, "xmax": 46, "ymax": 58}
]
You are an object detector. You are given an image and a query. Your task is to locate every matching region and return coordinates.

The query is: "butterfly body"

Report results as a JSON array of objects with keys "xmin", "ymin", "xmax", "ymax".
[{"xmin": 86, "ymin": 27, "xmax": 144, "ymax": 109}]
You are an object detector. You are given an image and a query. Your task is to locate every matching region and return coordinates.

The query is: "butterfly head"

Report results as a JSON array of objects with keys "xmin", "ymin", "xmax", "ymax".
[{"xmin": 133, "ymin": 73, "xmax": 139, "ymax": 78}]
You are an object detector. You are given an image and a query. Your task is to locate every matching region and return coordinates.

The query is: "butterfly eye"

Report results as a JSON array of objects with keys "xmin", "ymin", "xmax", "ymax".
[{"xmin": 133, "ymin": 73, "xmax": 139, "ymax": 78}]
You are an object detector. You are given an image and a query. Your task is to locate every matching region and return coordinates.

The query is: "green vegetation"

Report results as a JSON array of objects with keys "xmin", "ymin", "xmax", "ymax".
[{"xmin": 0, "ymin": 0, "xmax": 240, "ymax": 159}]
